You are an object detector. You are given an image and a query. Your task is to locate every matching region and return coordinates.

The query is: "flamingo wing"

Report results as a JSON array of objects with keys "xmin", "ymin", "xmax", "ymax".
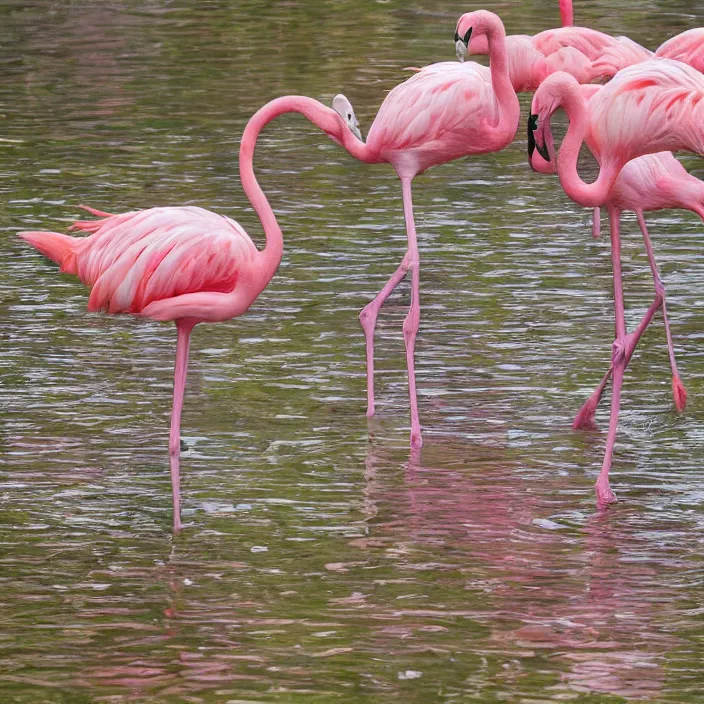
[
  {"xmin": 366, "ymin": 62, "xmax": 499, "ymax": 156},
  {"xmin": 532, "ymin": 26, "xmax": 618, "ymax": 60},
  {"xmin": 589, "ymin": 59, "xmax": 704, "ymax": 159},
  {"xmin": 590, "ymin": 36, "xmax": 655, "ymax": 80},
  {"xmin": 656, "ymin": 28, "xmax": 704, "ymax": 73},
  {"xmin": 68, "ymin": 206, "xmax": 258, "ymax": 315}
]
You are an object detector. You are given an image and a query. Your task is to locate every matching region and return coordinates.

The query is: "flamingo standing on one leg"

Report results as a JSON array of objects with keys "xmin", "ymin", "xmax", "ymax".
[
  {"xmin": 527, "ymin": 60, "xmax": 704, "ymax": 506},
  {"xmin": 528, "ymin": 83, "xmax": 699, "ymax": 428},
  {"xmin": 19, "ymin": 93, "xmax": 365, "ymax": 533}
]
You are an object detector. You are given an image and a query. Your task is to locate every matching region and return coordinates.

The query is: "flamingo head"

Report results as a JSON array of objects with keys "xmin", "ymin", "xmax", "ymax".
[
  {"xmin": 528, "ymin": 73, "xmax": 597, "ymax": 168},
  {"xmin": 527, "ymin": 111, "xmax": 557, "ymax": 173},
  {"xmin": 455, "ymin": 10, "xmax": 504, "ymax": 62},
  {"xmin": 528, "ymin": 72, "xmax": 573, "ymax": 164},
  {"xmin": 332, "ymin": 94, "xmax": 362, "ymax": 141}
]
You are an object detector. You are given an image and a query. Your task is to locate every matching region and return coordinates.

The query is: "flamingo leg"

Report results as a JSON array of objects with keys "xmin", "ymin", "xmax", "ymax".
[
  {"xmin": 595, "ymin": 209, "xmax": 625, "ymax": 507},
  {"xmin": 636, "ymin": 210, "xmax": 686, "ymax": 411},
  {"xmin": 400, "ymin": 177, "xmax": 422, "ymax": 449},
  {"xmin": 592, "ymin": 206, "xmax": 601, "ymax": 238},
  {"xmin": 169, "ymin": 319, "xmax": 196, "ymax": 533},
  {"xmin": 574, "ymin": 207, "xmax": 686, "ymax": 429},
  {"xmin": 573, "ymin": 295, "xmax": 662, "ymax": 430},
  {"xmin": 359, "ymin": 251, "xmax": 411, "ymax": 417}
]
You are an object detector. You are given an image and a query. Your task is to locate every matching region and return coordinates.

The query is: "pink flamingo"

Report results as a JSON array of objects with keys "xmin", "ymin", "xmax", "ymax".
[
  {"xmin": 529, "ymin": 83, "xmax": 697, "ymax": 429},
  {"xmin": 21, "ymin": 3, "xmax": 521, "ymax": 521},
  {"xmin": 527, "ymin": 59, "xmax": 704, "ymax": 506},
  {"xmin": 592, "ymin": 27, "xmax": 704, "ymax": 79},
  {"xmin": 349, "ymin": 9, "xmax": 518, "ymax": 449},
  {"xmin": 19, "ymin": 93, "xmax": 365, "ymax": 533},
  {"xmin": 458, "ymin": 1, "xmax": 651, "ymax": 92}
]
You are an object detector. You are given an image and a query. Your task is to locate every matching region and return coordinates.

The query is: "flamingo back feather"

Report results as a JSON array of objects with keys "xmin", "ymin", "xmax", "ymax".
[
  {"xmin": 589, "ymin": 59, "xmax": 704, "ymax": 159},
  {"xmin": 656, "ymin": 28, "xmax": 704, "ymax": 73},
  {"xmin": 21, "ymin": 206, "xmax": 258, "ymax": 317}
]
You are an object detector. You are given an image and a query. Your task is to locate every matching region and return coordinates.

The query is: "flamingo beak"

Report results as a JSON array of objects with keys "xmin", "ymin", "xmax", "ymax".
[
  {"xmin": 454, "ymin": 27, "xmax": 471, "ymax": 62},
  {"xmin": 528, "ymin": 113, "xmax": 551, "ymax": 162},
  {"xmin": 455, "ymin": 39, "xmax": 467, "ymax": 62}
]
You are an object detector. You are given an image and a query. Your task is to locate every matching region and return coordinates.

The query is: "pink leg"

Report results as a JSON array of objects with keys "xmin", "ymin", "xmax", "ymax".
[
  {"xmin": 169, "ymin": 319, "xmax": 196, "ymax": 533},
  {"xmin": 595, "ymin": 209, "xmax": 625, "ymax": 508},
  {"xmin": 573, "ymin": 295, "xmax": 662, "ymax": 430},
  {"xmin": 400, "ymin": 178, "xmax": 422, "ymax": 449},
  {"xmin": 592, "ymin": 207, "xmax": 601, "ymax": 238},
  {"xmin": 359, "ymin": 251, "xmax": 411, "ymax": 417},
  {"xmin": 636, "ymin": 210, "xmax": 686, "ymax": 411}
]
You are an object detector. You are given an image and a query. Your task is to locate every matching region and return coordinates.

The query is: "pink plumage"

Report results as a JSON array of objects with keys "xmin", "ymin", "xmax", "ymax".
[
  {"xmin": 656, "ymin": 28, "xmax": 704, "ymax": 71},
  {"xmin": 340, "ymin": 10, "xmax": 520, "ymax": 450},
  {"xmin": 591, "ymin": 27, "xmax": 704, "ymax": 78},
  {"xmin": 528, "ymin": 59, "xmax": 704, "ymax": 508},
  {"xmin": 22, "ymin": 206, "xmax": 258, "ymax": 319},
  {"xmin": 531, "ymin": 88, "xmax": 699, "ymax": 425},
  {"xmin": 18, "ymin": 92, "xmax": 360, "ymax": 532},
  {"xmin": 467, "ymin": 22, "xmax": 651, "ymax": 92}
]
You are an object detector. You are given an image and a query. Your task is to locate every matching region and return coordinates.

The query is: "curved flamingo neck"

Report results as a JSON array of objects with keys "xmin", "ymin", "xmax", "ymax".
[
  {"xmin": 484, "ymin": 16, "xmax": 519, "ymax": 132},
  {"xmin": 239, "ymin": 95, "xmax": 375, "ymax": 289},
  {"xmin": 559, "ymin": 0, "xmax": 573, "ymax": 26},
  {"xmin": 556, "ymin": 80, "xmax": 621, "ymax": 207}
]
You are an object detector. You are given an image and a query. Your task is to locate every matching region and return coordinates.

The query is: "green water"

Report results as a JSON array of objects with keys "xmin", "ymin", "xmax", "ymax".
[{"xmin": 2, "ymin": 0, "xmax": 704, "ymax": 701}]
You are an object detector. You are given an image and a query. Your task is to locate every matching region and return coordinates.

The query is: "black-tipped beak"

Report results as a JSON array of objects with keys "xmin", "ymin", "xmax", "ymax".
[
  {"xmin": 454, "ymin": 27, "xmax": 472, "ymax": 62},
  {"xmin": 527, "ymin": 114, "xmax": 536, "ymax": 160},
  {"xmin": 527, "ymin": 113, "xmax": 550, "ymax": 162}
]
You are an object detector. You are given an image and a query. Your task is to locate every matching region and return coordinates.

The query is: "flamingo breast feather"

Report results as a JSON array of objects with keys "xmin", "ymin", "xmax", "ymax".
[{"xmin": 71, "ymin": 206, "xmax": 258, "ymax": 315}]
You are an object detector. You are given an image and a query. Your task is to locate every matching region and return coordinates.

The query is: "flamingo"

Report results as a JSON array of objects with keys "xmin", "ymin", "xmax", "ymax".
[
  {"xmin": 19, "ymin": 93, "xmax": 364, "ymax": 533},
  {"xmin": 457, "ymin": 1, "xmax": 652, "ymax": 92},
  {"xmin": 341, "ymin": 9, "xmax": 519, "ymax": 449},
  {"xmin": 527, "ymin": 59, "xmax": 704, "ymax": 506},
  {"xmin": 529, "ymin": 83, "xmax": 698, "ymax": 430},
  {"xmin": 592, "ymin": 27, "xmax": 704, "ymax": 79}
]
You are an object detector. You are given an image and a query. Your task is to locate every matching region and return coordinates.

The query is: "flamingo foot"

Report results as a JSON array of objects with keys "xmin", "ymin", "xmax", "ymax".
[
  {"xmin": 573, "ymin": 396, "xmax": 599, "ymax": 431},
  {"xmin": 595, "ymin": 479, "xmax": 618, "ymax": 509},
  {"xmin": 672, "ymin": 375, "xmax": 687, "ymax": 412},
  {"xmin": 410, "ymin": 429, "xmax": 423, "ymax": 450},
  {"xmin": 173, "ymin": 515, "xmax": 183, "ymax": 534}
]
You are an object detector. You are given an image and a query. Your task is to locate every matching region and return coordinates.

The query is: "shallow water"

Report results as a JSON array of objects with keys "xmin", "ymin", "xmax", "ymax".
[{"xmin": 2, "ymin": 0, "xmax": 704, "ymax": 701}]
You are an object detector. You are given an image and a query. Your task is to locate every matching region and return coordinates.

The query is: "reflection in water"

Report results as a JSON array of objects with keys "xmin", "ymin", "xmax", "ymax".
[
  {"xmin": 2, "ymin": 0, "xmax": 704, "ymax": 701},
  {"xmin": 361, "ymin": 441, "xmax": 688, "ymax": 699}
]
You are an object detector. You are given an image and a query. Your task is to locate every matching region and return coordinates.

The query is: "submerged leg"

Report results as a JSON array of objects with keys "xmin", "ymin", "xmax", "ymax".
[
  {"xmin": 595, "ymin": 209, "xmax": 626, "ymax": 507},
  {"xmin": 359, "ymin": 251, "xmax": 411, "ymax": 417},
  {"xmin": 592, "ymin": 207, "xmax": 601, "ymax": 239},
  {"xmin": 400, "ymin": 178, "xmax": 422, "ymax": 449},
  {"xmin": 636, "ymin": 210, "xmax": 686, "ymax": 411},
  {"xmin": 169, "ymin": 318, "xmax": 196, "ymax": 533}
]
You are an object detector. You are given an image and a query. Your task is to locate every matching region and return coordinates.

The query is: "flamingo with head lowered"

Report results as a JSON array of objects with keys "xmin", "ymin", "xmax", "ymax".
[
  {"xmin": 529, "ymin": 82, "xmax": 699, "ymax": 430},
  {"xmin": 19, "ymin": 93, "xmax": 365, "ymax": 533},
  {"xmin": 527, "ymin": 59, "xmax": 704, "ymax": 507}
]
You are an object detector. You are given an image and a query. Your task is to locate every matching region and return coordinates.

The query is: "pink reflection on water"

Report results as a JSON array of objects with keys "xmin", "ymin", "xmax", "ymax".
[{"xmin": 358, "ymin": 438, "xmax": 677, "ymax": 699}]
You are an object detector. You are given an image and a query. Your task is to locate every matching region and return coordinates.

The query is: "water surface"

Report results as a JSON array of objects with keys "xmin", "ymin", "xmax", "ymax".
[{"xmin": 2, "ymin": 0, "xmax": 704, "ymax": 701}]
